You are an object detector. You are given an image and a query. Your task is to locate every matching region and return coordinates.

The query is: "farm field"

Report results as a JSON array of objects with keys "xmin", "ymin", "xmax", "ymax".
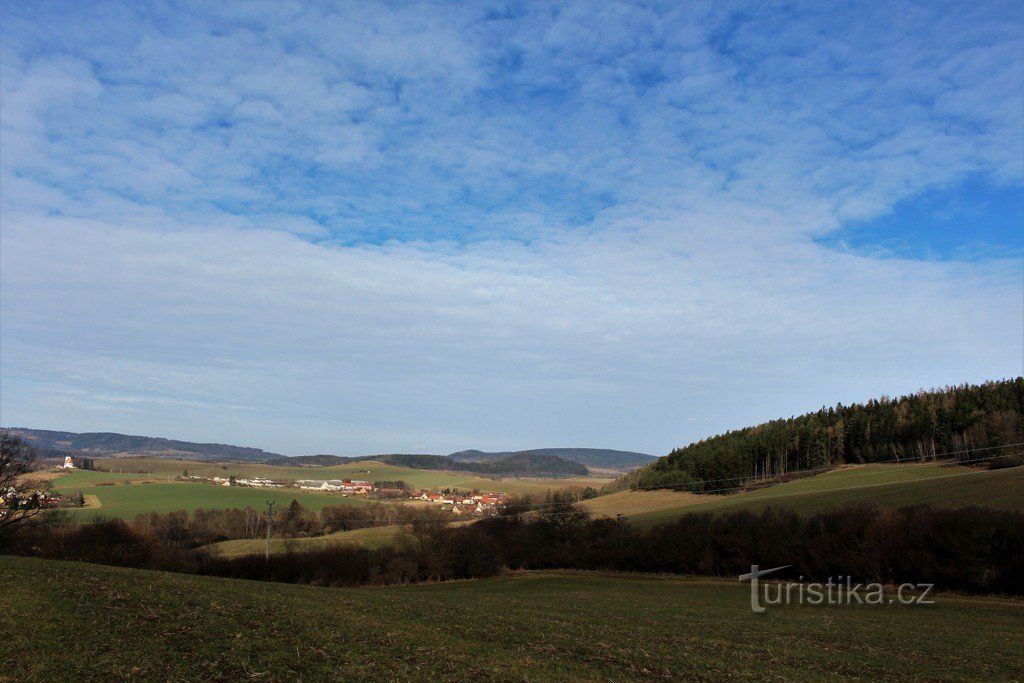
[
  {"xmin": 49, "ymin": 481, "xmax": 376, "ymax": 520},
  {"xmin": 209, "ymin": 525, "xmax": 410, "ymax": 557},
  {"xmin": 2, "ymin": 555, "xmax": 1022, "ymax": 680},
  {"xmin": 35, "ymin": 468, "xmax": 162, "ymax": 487},
  {"xmin": 610, "ymin": 463, "xmax": 1024, "ymax": 526}
]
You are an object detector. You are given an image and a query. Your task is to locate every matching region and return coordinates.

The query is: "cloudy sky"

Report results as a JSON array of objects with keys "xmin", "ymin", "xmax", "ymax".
[{"xmin": 1, "ymin": 1, "xmax": 1021, "ymax": 457}]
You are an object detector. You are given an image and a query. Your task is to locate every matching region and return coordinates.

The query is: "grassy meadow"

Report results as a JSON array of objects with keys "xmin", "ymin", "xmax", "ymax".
[
  {"xmin": 2, "ymin": 555, "xmax": 1021, "ymax": 681},
  {"xmin": 585, "ymin": 463, "xmax": 1024, "ymax": 526}
]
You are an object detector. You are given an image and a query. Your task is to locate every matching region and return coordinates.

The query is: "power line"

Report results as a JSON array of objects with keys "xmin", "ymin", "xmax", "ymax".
[{"xmin": 264, "ymin": 500, "xmax": 276, "ymax": 560}]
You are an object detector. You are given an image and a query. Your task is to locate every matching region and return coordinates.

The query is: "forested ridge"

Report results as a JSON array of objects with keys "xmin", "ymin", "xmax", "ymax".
[
  {"xmin": 269, "ymin": 452, "xmax": 589, "ymax": 477},
  {"xmin": 625, "ymin": 378, "xmax": 1024, "ymax": 492}
]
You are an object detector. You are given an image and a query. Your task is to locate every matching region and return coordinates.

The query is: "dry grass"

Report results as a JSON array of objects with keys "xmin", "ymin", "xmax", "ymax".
[{"xmin": 581, "ymin": 488, "xmax": 715, "ymax": 518}]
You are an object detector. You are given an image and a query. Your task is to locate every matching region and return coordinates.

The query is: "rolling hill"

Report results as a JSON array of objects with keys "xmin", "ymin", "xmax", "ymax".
[
  {"xmin": 266, "ymin": 452, "xmax": 590, "ymax": 477},
  {"xmin": 6, "ymin": 427, "xmax": 633, "ymax": 476},
  {"xmin": 449, "ymin": 448, "xmax": 656, "ymax": 469},
  {"xmin": 6, "ymin": 427, "xmax": 282, "ymax": 462}
]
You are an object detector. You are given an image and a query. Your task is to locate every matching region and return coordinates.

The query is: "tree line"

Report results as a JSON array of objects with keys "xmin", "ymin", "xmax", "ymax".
[
  {"xmin": 7, "ymin": 500, "xmax": 1022, "ymax": 595},
  {"xmin": 624, "ymin": 378, "xmax": 1024, "ymax": 492}
]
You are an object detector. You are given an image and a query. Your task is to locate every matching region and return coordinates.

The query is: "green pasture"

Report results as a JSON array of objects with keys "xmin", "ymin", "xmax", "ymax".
[
  {"xmin": 626, "ymin": 463, "xmax": 1024, "ymax": 526},
  {"xmin": 2, "ymin": 555, "xmax": 1021, "ymax": 680},
  {"xmin": 49, "ymin": 481, "xmax": 374, "ymax": 520}
]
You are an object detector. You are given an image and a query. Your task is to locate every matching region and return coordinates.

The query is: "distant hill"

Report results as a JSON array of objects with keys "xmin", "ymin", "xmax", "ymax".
[
  {"xmin": 4, "ymin": 428, "xmax": 282, "ymax": 463},
  {"xmin": 268, "ymin": 452, "xmax": 589, "ymax": 478},
  {"xmin": 449, "ymin": 448, "xmax": 656, "ymax": 470},
  {"xmin": 5, "ymin": 427, "xmax": 629, "ymax": 478},
  {"xmin": 617, "ymin": 378, "xmax": 1024, "ymax": 492}
]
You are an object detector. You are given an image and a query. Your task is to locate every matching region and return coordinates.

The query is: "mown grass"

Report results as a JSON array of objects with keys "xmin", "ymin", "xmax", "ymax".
[
  {"xmin": 49, "ymin": 481, "xmax": 375, "ymax": 520},
  {"xmin": 210, "ymin": 525, "xmax": 409, "ymax": 557},
  {"xmin": 1, "ymin": 555, "xmax": 1021, "ymax": 681},
  {"xmin": 595, "ymin": 464, "xmax": 1024, "ymax": 526}
]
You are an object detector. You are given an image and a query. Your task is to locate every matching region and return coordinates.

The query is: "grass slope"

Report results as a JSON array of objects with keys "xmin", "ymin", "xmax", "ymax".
[
  {"xmin": 210, "ymin": 525, "xmax": 408, "ymax": 557},
  {"xmin": 588, "ymin": 464, "xmax": 1024, "ymax": 526},
  {"xmin": 2, "ymin": 555, "xmax": 1021, "ymax": 681}
]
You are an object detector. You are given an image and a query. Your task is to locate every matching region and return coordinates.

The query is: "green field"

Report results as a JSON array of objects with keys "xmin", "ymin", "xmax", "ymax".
[
  {"xmin": 37, "ymin": 468, "xmax": 162, "ymax": 486},
  {"xmin": 210, "ymin": 525, "xmax": 408, "ymax": 557},
  {"xmin": 587, "ymin": 464, "xmax": 1024, "ymax": 526},
  {"xmin": 2, "ymin": 555, "xmax": 1021, "ymax": 680},
  {"xmin": 90, "ymin": 457, "xmax": 609, "ymax": 495},
  {"xmin": 49, "ymin": 481, "xmax": 375, "ymax": 520}
]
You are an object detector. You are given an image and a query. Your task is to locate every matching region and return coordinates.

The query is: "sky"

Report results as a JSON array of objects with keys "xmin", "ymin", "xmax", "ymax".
[{"xmin": 1, "ymin": 1, "xmax": 1022, "ymax": 457}]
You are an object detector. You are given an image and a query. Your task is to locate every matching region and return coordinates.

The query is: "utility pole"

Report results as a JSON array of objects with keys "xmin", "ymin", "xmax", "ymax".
[{"xmin": 264, "ymin": 500, "xmax": 277, "ymax": 561}]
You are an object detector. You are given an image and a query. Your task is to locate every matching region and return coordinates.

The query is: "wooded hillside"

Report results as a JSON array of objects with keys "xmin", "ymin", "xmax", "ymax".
[{"xmin": 627, "ymin": 378, "xmax": 1024, "ymax": 492}]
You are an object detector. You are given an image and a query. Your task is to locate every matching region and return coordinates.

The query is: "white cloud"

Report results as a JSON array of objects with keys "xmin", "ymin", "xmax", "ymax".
[
  {"xmin": 1, "ymin": 1, "xmax": 1021, "ymax": 455},
  {"xmin": 2, "ymin": 204, "xmax": 1019, "ymax": 454}
]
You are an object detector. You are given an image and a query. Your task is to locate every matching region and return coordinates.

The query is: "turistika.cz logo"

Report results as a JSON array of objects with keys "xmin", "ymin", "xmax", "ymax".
[{"xmin": 738, "ymin": 565, "xmax": 935, "ymax": 613}]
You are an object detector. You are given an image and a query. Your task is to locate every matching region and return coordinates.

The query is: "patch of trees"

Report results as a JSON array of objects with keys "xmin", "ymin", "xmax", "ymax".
[
  {"xmin": 625, "ymin": 379, "xmax": 1024, "ymax": 492},
  {"xmin": 373, "ymin": 480, "xmax": 409, "ymax": 490},
  {"xmin": 9, "ymin": 501, "xmax": 1022, "ymax": 595},
  {"xmin": 461, "ymin": 453, "xmax": 588, "ymax": 477},
  {"xmin": 76, "ymin": 457, "xmax": 98, "ymax": 471}
]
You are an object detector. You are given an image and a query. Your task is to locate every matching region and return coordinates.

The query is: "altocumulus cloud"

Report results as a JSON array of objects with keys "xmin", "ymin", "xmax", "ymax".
[{"xmin": 0, "ymin": 1, "xmax": 1021, "ymax": 455}]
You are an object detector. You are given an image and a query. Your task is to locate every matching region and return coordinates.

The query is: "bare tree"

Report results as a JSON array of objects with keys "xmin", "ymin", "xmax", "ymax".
[
  {"xmin": 0, "ymin": 431, "xmax": 44, "ymax": 545},
  {"xmin": 407, "ymin": 507, "xmax": 451, "ymax": 581}
]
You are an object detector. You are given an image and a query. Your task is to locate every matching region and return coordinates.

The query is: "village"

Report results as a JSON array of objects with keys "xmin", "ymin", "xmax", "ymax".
[{"xmin": 186, "ymin": 474, "xmax": 509, "ymax": 516}]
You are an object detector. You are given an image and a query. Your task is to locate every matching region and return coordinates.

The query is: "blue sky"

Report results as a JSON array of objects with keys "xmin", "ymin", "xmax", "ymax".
[{"xmin": 1, "ymin": 1, "xmax": 1022, "ymax": 456}]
